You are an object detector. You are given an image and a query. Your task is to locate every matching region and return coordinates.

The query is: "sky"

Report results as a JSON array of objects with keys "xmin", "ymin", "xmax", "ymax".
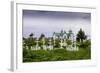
[{"xmin": 22, "ymin": 10, "xmax": 91, "ymax": 38}]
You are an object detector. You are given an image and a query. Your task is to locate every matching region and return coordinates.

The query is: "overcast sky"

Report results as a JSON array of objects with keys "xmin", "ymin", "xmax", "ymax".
[{"xmin": 22, "ymin": 10, "xmax": 91, "ymax": 38}]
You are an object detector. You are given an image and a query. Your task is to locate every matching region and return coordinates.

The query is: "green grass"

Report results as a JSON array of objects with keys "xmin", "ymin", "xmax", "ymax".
[{"xmin": 23, "ymin": 47, "xmax": 91, "ymax": 62}]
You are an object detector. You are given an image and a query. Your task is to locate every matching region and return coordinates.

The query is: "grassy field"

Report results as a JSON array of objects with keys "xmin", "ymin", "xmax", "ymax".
[{"xmin": 23, "ymin": 47, "xmax": 91, "ymax": 62}]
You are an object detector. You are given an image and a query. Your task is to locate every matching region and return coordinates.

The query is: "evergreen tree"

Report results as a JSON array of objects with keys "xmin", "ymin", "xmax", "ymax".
[{"xmin": 76, "ymin": 28, "xmax": 87, "ymax": 42}]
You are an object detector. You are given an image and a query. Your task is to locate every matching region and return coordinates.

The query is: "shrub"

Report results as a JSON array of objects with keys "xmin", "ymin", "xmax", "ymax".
[{"xmin": 78, "ymin": 40, "xmax": 91, "ymax": 48}]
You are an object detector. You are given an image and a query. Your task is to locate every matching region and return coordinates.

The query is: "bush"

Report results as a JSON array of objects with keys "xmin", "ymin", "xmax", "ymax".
[
  {"xmin": 67, "ymin": 40, "xmax": 72, "ymax": 45},
  {"xmin": 78, "ymin": 40, "xmax": 91, "ymax": 48}
]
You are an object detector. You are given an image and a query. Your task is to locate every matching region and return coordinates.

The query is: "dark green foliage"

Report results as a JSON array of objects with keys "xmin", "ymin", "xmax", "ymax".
[
  {"xmin": 54, "ymin": 39, "xmax": 60, "ymax": 48},
  {"xmin": 76, "ymin": 28, "xmax": 87, "ymax": 42},
  {"xmin": 23, "ymin": 33, "xmax": 36, "ymax": 50},
  {"xmin": 39, "ymin": 33, "xmax": 45, "ymax": 40},
  {"xmin": 78, "ymin": 40, "xmax": 91, "ymax": 48},
  {"xmin": 67, "ymin": 40, "xmax": 72, "ymax": 45}
]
